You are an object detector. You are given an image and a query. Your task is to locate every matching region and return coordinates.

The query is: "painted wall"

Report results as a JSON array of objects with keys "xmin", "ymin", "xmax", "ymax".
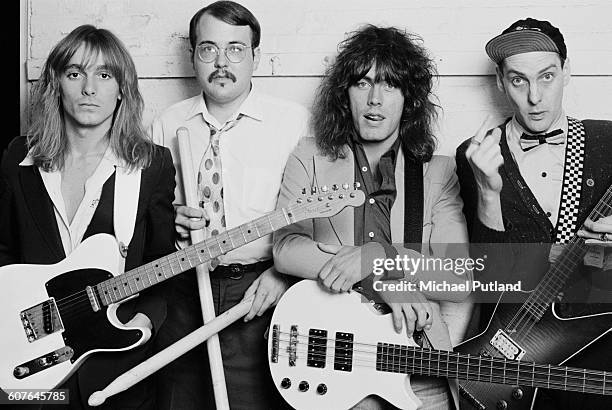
[{"xmin": 23, "ymin": 0, "xmax": 612, "ymax": 155}]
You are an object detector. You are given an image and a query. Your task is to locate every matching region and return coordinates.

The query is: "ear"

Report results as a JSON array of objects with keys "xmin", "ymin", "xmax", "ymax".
[
  {"xmin": 252, "ymin": 47, "xmax": 261, "ymax": 72},
  {"xmin": 562, "ymin": 58, "xmax": 571, "ymax": 86},
  {"xmin": 495, "ymin": 65, "xmax": 505, "ymax": 93}
]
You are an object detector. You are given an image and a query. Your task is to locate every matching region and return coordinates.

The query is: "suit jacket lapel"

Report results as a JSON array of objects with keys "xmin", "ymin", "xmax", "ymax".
[
  {"xmin": 84, "ymin": 173, "xmax": 116, "ymax": 240},
  {"xmin": 19, "ymin": 166, "xmax": 65, "ymax": 260},
  {"xmin": 313, "ymin": 148, "xmax": 355, "ymax": 246}
]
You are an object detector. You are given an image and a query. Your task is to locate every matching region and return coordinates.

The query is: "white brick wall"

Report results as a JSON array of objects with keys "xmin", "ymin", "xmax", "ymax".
[{"xmin": 23, "ymin": 0, "xmax": 612, "ymax": 154}]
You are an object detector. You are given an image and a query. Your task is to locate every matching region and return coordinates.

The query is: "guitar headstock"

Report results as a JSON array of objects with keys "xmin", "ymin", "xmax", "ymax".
[{"xmin": 287, "ymin": 183, "xmax": 365, "ymax": 222}]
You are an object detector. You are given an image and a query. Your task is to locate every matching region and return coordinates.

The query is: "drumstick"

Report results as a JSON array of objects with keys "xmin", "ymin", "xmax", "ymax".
[
  {"xmin": 88, "ymin": 296, "xmax": 253, "ymax": 406},
  {"xmin": 176, "ymin": 126, "xmax": 230, "ymax": 410}
]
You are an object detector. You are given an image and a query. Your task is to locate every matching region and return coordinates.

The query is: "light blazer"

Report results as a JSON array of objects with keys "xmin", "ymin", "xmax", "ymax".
[{"xmin": 273, "ymin": 137, "xmax": 472, "ymax": 408}]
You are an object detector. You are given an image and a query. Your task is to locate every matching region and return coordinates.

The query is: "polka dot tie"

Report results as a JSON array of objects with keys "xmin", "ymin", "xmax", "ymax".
[{"xmin": 197, "ymin": 115, "xmax": 243, "ymax": 269}]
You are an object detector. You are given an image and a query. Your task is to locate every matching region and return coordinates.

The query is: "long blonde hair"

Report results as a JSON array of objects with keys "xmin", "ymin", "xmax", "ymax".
[{"xmin": 28, "ymin": 24, "xmax": 153, "ymax": 171}]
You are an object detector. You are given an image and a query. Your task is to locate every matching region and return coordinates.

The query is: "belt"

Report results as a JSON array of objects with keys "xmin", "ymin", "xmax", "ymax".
[{"xmin": 209, "ymin": 260, "xmax": 273, "ymax": 280}]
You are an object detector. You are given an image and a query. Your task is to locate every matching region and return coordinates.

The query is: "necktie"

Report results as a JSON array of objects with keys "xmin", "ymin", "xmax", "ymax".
[
  {"xmin": 519, "ymin": 129, "xmax": 564, "ymax": 152},
  {"xmin": 197, "ymin": 115, "xmax": 243, "ymax": 268}
]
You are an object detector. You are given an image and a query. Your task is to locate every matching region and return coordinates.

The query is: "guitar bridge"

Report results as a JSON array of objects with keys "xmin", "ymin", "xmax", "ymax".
[
  {"xmin": 489, "ymin": 329, "xmax": 526, "ymax": 360},
  {"xmin": 270, "ymin": 325, "xmax": 279, "ymax": 363},
  {"xmin": 20, "ymin": 298, "xmax": 64, "ymax": 342}
]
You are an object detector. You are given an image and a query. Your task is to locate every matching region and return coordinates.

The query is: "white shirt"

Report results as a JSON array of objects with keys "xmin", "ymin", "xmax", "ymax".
[
  {"xmin": 506, "ymin": 114, "xmax": 568, "ymax": 226},
  {"xmin": 150, "ymin": 85, "xmax": 309, "ymax": 264},
  {"xmin": 19, "ymin": 147, "xmax": 120, "ymax": 257}
]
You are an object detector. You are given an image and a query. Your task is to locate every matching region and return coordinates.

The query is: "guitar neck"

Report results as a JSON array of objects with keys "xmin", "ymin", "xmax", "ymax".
[
  {"xmin": 94, "ymin": 207, "xmax": 293, "ymax": 306},
  {"xmin": 376, "ymin": 344, "xmax": 610, "ymax": 395},
  {"xmin": 522, "ymin": 184, "xmax": 612, "ymax": 317}
]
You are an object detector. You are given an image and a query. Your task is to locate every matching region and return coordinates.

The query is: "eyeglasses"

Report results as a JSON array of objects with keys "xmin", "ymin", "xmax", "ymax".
[{"xmin": 196, "ymin": 43, "xmax": 252, "ymax": 63}]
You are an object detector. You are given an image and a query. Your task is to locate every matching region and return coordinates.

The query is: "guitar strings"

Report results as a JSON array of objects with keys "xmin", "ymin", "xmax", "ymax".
[
  {"xmin": 272, "ymin": 333, "xmax": 610, "ymax": 393},
  {"xmin": 21, "ymin": 192, "xmax": 363, "ymax": 325},
  {"xmin": 278, "ymin": 331, "xmax": 606, "ymax": 374},
  {"xmin": 504, "ymin": 187, "xmax": 612, "ymax": 337},
  {"xmin": 271, "ymin": 351, "xmax": 609, "ymax": 395},
  {"xmin": 23, "ymin": 199, "xmax": 323, "ymax": 324}
]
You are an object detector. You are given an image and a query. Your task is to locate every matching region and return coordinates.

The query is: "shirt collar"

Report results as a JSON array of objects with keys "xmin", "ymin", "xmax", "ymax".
[
  {"xmin": 18, "ymin": 151, "xmax": 34, "ymax": 166},
  {"xmin": 185, "ymin": 82, "xmax": 264, "ymax": 128},
  {"xmin": 19, "ymin": 143, "xmax": 123, "ymax": 170}
]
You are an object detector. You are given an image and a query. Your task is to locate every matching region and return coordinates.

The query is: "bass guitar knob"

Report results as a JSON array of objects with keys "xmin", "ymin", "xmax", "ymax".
[
  {"xmin": 280, "ymin": 378, "xmax": 291, "ymax": 389},
  {"xmin": 298, "ymin": 381, "xmax": 309, "ymax": 392},
  {"xmin": 512, "ymin": 387, "xmax": 524, "ymax": 400},
  {"xmin": 496, "ymin": 399, "xmax": 508, "ymax": 410},
  {"xmin": 316, "ymin": 383, "xmax": 327, "ymax": 395}
]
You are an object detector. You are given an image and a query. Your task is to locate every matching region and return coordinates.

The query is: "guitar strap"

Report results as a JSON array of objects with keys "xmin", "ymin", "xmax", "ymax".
[
  {"xmin": 113, "ymin": 166, "xmax": 142, "ymax": 273},
  {"xmin": 401, "ymin": 140, "xmax": 424, "ymax": 251},
  {"xmin": 554, "ymin": 117, "xmax": 586, "ymax": 244}
]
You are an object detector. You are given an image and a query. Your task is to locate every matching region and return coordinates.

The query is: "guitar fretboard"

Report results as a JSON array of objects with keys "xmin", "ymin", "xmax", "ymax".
[
  {"xmin": 375, "ymin": 343, "xmax": 609, "ymax": 395},
  {"xmin": 93, "ymin": 208, "xmax": 293, "ymax": 306},
  {"xmin": 520, "ymin": 184, "xmax": 612, "ymax": 322}
]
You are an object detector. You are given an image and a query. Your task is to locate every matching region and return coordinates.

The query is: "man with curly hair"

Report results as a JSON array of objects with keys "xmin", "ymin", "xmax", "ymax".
[{"xmin": 274, "ymin": 24, "xmax": 472, "ymax": 410}]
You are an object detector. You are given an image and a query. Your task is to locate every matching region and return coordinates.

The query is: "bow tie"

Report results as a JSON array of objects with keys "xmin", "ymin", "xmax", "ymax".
[{"xmin": 519, "ymin": 129, "xmax": 565, "ymax": 152}]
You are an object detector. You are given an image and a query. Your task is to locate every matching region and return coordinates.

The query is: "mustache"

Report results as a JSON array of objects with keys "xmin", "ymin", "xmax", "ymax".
[{"xmin": 208, "ymin": 70, "xmax": 237, "ymax": 83}]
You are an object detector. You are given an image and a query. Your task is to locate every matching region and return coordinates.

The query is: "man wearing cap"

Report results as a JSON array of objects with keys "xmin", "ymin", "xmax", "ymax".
[{"xmin": 456, "ymin": 18, "xmax": 612, "ymax": 409}]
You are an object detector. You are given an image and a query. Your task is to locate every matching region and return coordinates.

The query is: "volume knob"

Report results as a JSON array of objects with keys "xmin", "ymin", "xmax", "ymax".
[
  {"xmin": 298, "ymin": 381, "xmax": 309, "ymax": 392},
  {"xmin": 280, "ymin": 378, "xmax": 291, "ymax": 389},
  {"xmin": 512, "ymin": 387, "xmax": 524, "ymax": 400},
  {"xmin": 316, "ymin": 383, "xmax": 328, "ymax": 395}
]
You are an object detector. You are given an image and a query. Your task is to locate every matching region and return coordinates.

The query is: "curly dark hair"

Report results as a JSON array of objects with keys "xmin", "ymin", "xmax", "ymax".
[{"xmin": 313, "ymin": 24, "xmax": 439, "ymax": 162}]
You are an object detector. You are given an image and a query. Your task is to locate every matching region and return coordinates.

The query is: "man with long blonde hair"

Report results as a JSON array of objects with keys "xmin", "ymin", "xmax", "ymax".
[{"xmin": 0, "ymin": 24, "xmax": 176, "ymax": 409}]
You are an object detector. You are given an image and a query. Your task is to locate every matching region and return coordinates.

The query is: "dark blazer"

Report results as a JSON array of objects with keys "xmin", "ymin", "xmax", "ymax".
[
  {"xmin": 0, "ymin": 136, "xmax": 177, "ymax": 409},
  {"xmin": 456, "ymin": 119, "xmax": 612, "ymax": 410}
]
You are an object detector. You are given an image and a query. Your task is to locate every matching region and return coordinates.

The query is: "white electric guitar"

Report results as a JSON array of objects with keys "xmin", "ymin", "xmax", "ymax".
[
  {"xmin": 0, "ymin": 186, "xmax": 365, "ymax": 392},
  {"xmin": 268, "ymin": 280, "xmax": 611, "ymax": 410}
]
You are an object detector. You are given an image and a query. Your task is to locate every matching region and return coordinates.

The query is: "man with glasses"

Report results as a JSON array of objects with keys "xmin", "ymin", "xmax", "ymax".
[{"xmin": 149, "ymin": 1, "xmax": 308, "ymax": 409}]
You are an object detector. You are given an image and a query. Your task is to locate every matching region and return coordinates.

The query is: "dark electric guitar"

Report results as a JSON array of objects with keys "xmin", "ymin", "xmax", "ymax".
[
  {"xmin": 267, "ymin": 280, "xmax": 611, "ymax": 410},
  {"xmin": 0, "ymin": 186, "xmax": 365, "ymax": 391},
  {"xmin": 456, "ymin": 184, "xmax": 612, "ymax": 409}
]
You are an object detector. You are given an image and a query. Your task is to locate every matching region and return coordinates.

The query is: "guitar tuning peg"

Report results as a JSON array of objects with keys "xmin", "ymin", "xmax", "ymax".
[
  {"xmin": 301, "ymin": 188, "xmax": 306, "ymax": 195},
  {"xmin": 342, "ymin": 183, "xmax": 349, "ymax": 190},
  {"xmin": 321, "ymin": 185, "xmax": 328, "ymax": 192},
  {"xmin": 311, "ymin": 187, "xmax": 318, "ymax": 194},
  {"xmin": 332, "ymin": 184, "xmax": 338, "ymax": 191},
  {"xmin": 354, "ymin": 182, "xmax": 361, "ymax": 189}
]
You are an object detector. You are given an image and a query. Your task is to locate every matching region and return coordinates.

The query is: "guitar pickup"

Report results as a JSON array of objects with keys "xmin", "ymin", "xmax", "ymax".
[
  {"xmin": 288, "ymin": 325, "xmax": 298, "ymax": 367},
  {"xmin": 306, "ymin": 328, "xmax": 327, "ymax": 368},
  {"xmin": 489, "ymin": 329, "xmax": 526, "ymax": 360},
  {"xmin": 20, "ymin": 298, "xmax": 64, "ymax": 342}
]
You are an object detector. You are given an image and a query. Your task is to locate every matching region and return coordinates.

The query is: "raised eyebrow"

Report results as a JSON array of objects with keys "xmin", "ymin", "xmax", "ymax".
[
  {"xmin": 505, "ymin": 64, "xmax": 559, "ymax": 77},
  {"xmin": 504, "ymin": 69, "xmax": 526, "ymax": 77},
  {"xmin": 538, "ymin": 64, "xmax": 559, "ymax": 74}
]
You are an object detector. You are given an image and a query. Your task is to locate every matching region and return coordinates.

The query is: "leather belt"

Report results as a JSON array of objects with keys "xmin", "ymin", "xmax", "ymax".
[{"xmin": 209, "ymin": 260, "xmax": 273, "ymax": 280}]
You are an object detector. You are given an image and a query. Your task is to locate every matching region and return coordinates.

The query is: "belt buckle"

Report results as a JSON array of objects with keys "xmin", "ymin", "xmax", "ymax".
[{"xmin": 228, "ymin": 263, "xmax": 244, "ymax": 280}]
